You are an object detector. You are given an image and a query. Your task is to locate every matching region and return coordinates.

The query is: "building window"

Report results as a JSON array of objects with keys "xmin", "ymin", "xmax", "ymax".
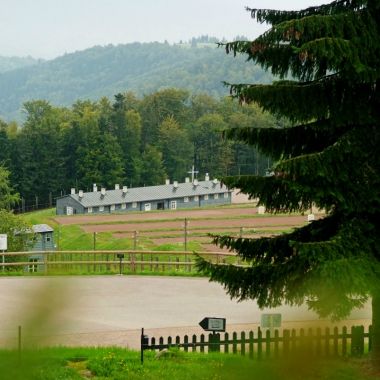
[
  {"xmin": 214, "ymin": 194, "xmax": 219, "ymax": 199},
  {"xmin": 110, "ymin": 204, "xmax": 115, "ymax": 211},
  {"xmin": 29, "ymin": 259, "xmax": 38, "ymax": 273},
  {"xmin": 194, "ymin": 195, "xmax": 199, "ymax": 201},
  {"xmin": 170, "ymin": 201, "xmax": 177, "ymax": 210},
  {"xmin": 204, "ymin": 195, "xmax": 209, "ymax": 200},
  {"xmin": 224, "ymin": 192, "xmax": 229, "ymax": 199},
  {"xmin": 88, "ymin": 207, "xmax": 93, "ymax": 213},
  {"xmin": 184, "ymin": 196, "xmax": 189, "ymax": 203},
  {"xmin": 99, "ymin": 206, "xmax": 104, "ymax": 212},
  {"xmin": 45, "ymin": 236, "xmax": 51, "ymax": 242},
  {"xmin": 132, "ymin": 202, "xmax": 137, "ymax": 208},
  {"xmin": 121, "ymin": 203, "xmax": 126, "ymax": 210}
]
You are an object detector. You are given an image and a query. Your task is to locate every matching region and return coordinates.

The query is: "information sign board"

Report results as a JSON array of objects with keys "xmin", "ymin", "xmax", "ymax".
[
  {"xmin": 0, "ymin": 234, "xmax": 7, "ymax": 251},
  {"xmin": 261, "ymin": 313, "xmax": 282, "ymax": 328}
]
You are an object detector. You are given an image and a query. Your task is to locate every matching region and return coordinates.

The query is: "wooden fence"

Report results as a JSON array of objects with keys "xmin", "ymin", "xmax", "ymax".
[
  {"xmin": 1, "ymin": 250, "xmax": 240, "ymax": 275},
  {"xmin": 140, "ymin": 325, "xmax": 372, "ymax": 363}
]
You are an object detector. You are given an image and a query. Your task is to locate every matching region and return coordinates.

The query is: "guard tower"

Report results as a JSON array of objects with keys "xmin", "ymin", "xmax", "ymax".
[{"xmin": 27, "ymin": 224, "xmax": 55, "ymax": 272}]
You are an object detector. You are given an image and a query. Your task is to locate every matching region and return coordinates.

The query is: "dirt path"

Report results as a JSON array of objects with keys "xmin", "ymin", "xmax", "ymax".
[
  {"xmin": 0, "ymin": 276, "xmax": 370, "ymax": 349},
  {"xmin": 80, "ymin": 215, "xmax": 309, "ymax": 233}
]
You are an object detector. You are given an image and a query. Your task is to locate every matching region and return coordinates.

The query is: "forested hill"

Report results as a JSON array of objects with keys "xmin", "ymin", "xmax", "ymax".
[
  {"xmin": 0, "ymin": 42, "xmax": 272, "ymax": 121},
  {"xmin": 0, "ymin": 55, "xmax": 41, "ymax": 74}
]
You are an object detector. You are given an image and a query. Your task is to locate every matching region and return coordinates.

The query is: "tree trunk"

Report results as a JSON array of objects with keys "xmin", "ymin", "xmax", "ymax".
[{"xmin": 372, "ymin": 295, "xmax": 380, "ymax": 364}]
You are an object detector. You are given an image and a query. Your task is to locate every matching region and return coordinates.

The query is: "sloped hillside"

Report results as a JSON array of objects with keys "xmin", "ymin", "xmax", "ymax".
[{"xmin": 0, "ymin": 42, "xmax": 272, "ymax": 121}]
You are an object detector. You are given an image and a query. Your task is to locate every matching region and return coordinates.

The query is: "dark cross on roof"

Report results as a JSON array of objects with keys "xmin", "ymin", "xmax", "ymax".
[{"xmin": 187, "ymin": 165, "xmax": 199, "ymax": 183}]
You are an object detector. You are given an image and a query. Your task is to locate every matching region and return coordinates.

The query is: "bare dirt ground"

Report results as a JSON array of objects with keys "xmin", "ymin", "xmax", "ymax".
[
  {"xmin": 54, "ymin": 205, "xmax": 320, "ymax": 251},
  {"xmin": 80, "ymin": 215, "xmax": 310, "ymax": 233},
  {"xmin": 0, "ymin": 276, "xmax": 370, "ymax": 349}
]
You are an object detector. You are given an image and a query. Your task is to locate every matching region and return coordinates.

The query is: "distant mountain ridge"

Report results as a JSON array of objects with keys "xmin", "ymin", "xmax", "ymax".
[
  {"xmin": 0, "ymin": 42, "xmax": 272, "ymax": 121},
  {"xmin": 0, "ymin": 55, "xmax": 42, "ymax": 74}
]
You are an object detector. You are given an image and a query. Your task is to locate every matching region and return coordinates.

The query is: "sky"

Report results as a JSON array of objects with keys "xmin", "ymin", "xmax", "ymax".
[{"xmin": 0, "ymin": 0, "xmax": 326, "ymax": 59}]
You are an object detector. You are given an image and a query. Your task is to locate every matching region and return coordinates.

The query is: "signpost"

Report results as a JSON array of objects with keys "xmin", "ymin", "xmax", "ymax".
[
  {"xmin": 199, "ymin": 317, "xmax": 226, "ymax": 332},
  {"xmin": 261, "ymin": 313, "xmax": 282, "ymax": 329},
  {"xmin": 199, "ymin": 317, "xmax": 226, "ymax": 352},
  {"xmin": 0, "ymin": 234, "xmax": 7, "ymax": 273},
  {"xmin": 117, "ymin": 253, "xmax": 124, "ymax": 275}
]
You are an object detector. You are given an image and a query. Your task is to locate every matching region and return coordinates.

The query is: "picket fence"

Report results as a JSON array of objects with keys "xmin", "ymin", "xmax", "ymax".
[{"xmin": 140, "ymin": 325, "xmax": 372, "ymax": 363}]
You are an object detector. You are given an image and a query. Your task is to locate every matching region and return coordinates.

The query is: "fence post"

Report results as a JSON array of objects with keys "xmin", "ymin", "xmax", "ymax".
[
  {"xmin": 316, "ymin": 328, "xmax": 322, "ymax": 356},
  {"xmin": 241, "ymin": 331, "xmax": 246, "ymax": 356},
  {"xmin": 283, "ymin": 329, "xmax": 290, "ymax": 357},
  {"xmin": 18, "ymin": 325, "xmax": 22, "ymax": 361},
  {"xmin": 43, "ymin": 252, "xmax": 48, "ymax": 275},
  {"xmin": 274, "ymin": 330, "xmax": 279, "ymax": 359},
  {"xmin": 224, "ymin": 332, "xmax": 229, "ymax": 353},
  {"xmin": 248, "ymin": 331, "xmax": 254, "ymax": 359},
  {"xmin": 325, "ymin": 327, "xmax": 330, "ymax": 356},
  {"xmin": 351, "ymin": 325, "xmax": 364, "ymax": 357},
  {"xmin": 209, "ymin": 332, "xmax": 220, "ymax": 353},
  {"xmin": 257, "ymin": 327, "xmax": 263, "ymax": 360},
  {"xmin": 200, "ymin": 334, "xmax": 205, "ymax": 353},
  {"xmin": 192, "ymin": 334, "xmax": 197, "ymax": 352},
  {"xmin": 140, "ymin": 328, "xmax": 148, "ymax": 365},
  {"xmin": 342, "ymin": 326, "xmax": 347, "ymax": 356},
  {"xmin": 266, "ymin": 329, "xmax": 271, "ymax": 358},
  {"xmin": 183, "ymin": 335, "xmax": 188, "ymax": 352},
  {"xmin": 369, "ymin": 325, "xmax": 373, "ymax": 353},
  {"xmin": 333, "ymin": 327, "xmax": 339, "ymax": 356},
  {"xmin": 232, "ymin": 332, "xmax": 238, "ymax": 354}
]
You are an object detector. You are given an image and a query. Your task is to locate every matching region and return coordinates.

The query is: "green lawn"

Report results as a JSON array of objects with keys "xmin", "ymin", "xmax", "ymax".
[{"xmin": 0, "ymin": 347, "xmax": 378, "ymax": 380}]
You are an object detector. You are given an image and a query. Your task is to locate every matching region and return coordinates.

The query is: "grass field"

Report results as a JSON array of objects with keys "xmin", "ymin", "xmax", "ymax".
[
  {"xmin": 0, "ymin": 347, "xmax": 378, "ymax": 380},
  {"xmin": 20, "ymin": 205, "xmax": 309, "ymax": 253}
]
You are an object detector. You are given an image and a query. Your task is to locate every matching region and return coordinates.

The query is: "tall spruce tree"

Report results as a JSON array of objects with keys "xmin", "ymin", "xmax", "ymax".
[{"xmin": 197, "ymin": 0, "xmax": 380, "ymax": 358}]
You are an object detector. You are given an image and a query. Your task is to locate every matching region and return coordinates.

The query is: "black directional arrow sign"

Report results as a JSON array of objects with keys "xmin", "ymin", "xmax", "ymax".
[{"xmin": 199, "ymin": 317, "xmax": 226, "ymax": 332}]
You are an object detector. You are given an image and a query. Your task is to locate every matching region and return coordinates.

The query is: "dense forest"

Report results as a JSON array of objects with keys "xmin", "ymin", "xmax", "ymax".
[
  {"xmin": 0, "ymin": 41, "xmax": 272, "ymax": 121},
  {"xmin": 0, "ymin": 89, "xmax": 281, "ymax": 210}
]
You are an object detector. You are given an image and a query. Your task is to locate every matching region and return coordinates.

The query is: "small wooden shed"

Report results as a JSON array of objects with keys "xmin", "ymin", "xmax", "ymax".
[{"xmin": 27, "ymin": 224, "xmax": 55, "ymax": 272}]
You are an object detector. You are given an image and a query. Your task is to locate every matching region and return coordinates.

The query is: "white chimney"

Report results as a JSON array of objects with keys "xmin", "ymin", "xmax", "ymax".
[
  {"xmin": 101, "ymin": 188, "xmax": 106, "ymax": 196},
  {"xmin": 185, "ymin": 177, "xmax": 190, "ymax": 183},
  {"xmin": 71, "ymin": 188, "xmax": 75, "ymax": 195},
  {"xmin": 213, "ymin": 178, "xmax": 218, "ymax": 184},
  {"xmin": 122, "ymin": 186, "xmax": 128, "ymax": 194},
  {"xmin": 78, "ymin": 190, "xmax": 84, "ymax": 198},
  {"xmin": 115, "ymin": 184, "xmax": 120, "ymax": 190},
  {"xmin": 205, "ymin": 173, "xmax": 210, "ymax": 181},
  {"xmin": 165, "ymin": 179, "xmax": 170, "ymax": 185},
  {"xmin": 173, "ymin": 181, "xmax": 178, "ymax": 188},
  {"xmin": 193, "ymin": 179, "xmax": 199, "ymax": 186},
  {"xmin": 93, "ymin": 184, "xmax": 98, "ymax": 192}
]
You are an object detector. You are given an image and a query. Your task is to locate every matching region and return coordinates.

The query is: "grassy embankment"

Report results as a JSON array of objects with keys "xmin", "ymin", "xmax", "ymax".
[{"xmin": 0, "ymin": 347, "xmax": 378, "ymax": 380}]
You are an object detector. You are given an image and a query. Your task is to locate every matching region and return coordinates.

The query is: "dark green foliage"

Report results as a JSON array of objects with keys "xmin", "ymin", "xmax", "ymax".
[
  {"xmin": 197, "ymin": 0, "xmax": 380, "ymax": 326},
  {"xmin": 0, "ymin": 42, "xmax": 273, "ymax": 122},
  {"xmin": 1, "ymin": 89, "xmax": 278, "ymax": 206}
]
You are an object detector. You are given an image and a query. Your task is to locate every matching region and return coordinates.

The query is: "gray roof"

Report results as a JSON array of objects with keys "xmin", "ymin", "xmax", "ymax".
[
  {"xmin": 66, "ymin": 180, "xmax": 231, "ymax": 208},
  {"xmin": 32, "ymin": 224, "xmax": 54, "ymax": 233}
]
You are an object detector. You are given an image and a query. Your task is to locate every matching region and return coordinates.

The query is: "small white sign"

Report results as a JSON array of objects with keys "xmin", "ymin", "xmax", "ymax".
[
  {"xmin": 307, "ymin": 213, "xmax": 315, "ymax": 222},
  {"xmin": 258, "ymin": 206, "xmax": 266, "ymax": 215},
  {"xmin": 0, "ymin": 234, "xmax": 7, "ymax": 251}
]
